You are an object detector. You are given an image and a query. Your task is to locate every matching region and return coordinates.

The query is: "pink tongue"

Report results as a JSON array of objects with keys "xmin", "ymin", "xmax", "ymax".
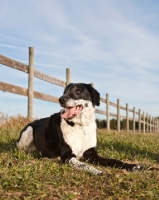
[{"xmin": 62, "ymin": 106, "xmax": 82, "ymax": 119}]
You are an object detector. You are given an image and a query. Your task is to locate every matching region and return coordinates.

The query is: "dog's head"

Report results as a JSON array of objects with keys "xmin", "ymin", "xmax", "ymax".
[{"xmin": 59, "ymin": 83, "xmax": 100, "ymax": 120}]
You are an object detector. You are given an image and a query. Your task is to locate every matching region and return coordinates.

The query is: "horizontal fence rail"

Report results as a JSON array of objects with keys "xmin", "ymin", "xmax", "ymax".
[
  {"xmin": 0, "ymin": 47, "xmax": 159, "ymax": 133},
  {"xmin": 0, "ymin": 54, "xmax": 66, "ymax": 87},
  {"xmin": 0, "ymin": 81, "xmax": 59, "ymax": 103}
]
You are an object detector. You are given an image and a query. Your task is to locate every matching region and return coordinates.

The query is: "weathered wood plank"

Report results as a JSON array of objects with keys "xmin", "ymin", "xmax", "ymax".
[
  {"xmin": 0, "ymin": 81, "xmax": 28, "ymax": 96},
  {"xmin": 126, "ymin": 103, "xmax": 129, "ymax": 132},
  {"xmin": 120, "ymin": 105, "xmax": 126, "ymax": 110},
  {"xmin": 34, "ymin": 69, "xmax": 66, "ymax": 87},
  {"xmin": 0, "ymin": 54, "xmax": 66, "ymax": 87},
  {"xmin": 28, "ymin": 47, "xmax": 34, "ymax": 120},
  {"xmin": 0, "ymin": 81, "xmax": 59, "ymax": 103},
  {"xmin": 34, "ymin": 91, "xmax": 59, "ymax": 103},
  {"xmin": 117, "ymin": 99, "xmax": 120, "ymax": 132},
  {"xmin": 138, "ymin": 109, "xmax": 141, "ymax": 132},
  {"xmin": 0, "ymin": 54, "xmax": 28, "ymax": 72},
  {"xmin": 66, "ymin": 68, "xmax": 71, "ymax": 86},
  {"xmin": 100, "ymin": 97, "xmax": 106, "ymax": 103},
  {"xmin": 129, "ymin": 108, "xmax": 133, "ymax": 112},
  {"xmin": 143, "ymin": 112, "xmax": 145, "ymax": 133},
  {"xmin": 95, "ymin": 109, "xmax": 106, "ymax": 115},
  {"xmin": 133, "ymin": 107, "xmax": 135, "ymax": 133},
  {"xmin": 106, "ymin": 93, "xmax": 110, "ymax": 130},
  {"xmin": 109, "ymin": 101, "xmax": 117, "ymax": 107},
  {"xmin": 109, "ymin": 112, "xmax": 117, "ymax": 118}
]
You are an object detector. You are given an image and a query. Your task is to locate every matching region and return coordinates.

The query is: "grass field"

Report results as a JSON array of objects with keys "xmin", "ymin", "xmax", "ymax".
[{"xmin": 0, "ymin": 114, "xmax": 159, "ymax": 199}]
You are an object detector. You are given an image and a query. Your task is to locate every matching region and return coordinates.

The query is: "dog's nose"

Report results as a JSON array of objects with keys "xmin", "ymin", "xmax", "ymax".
[{"xmin": 59, "ymin": 97, "xmax": 67, "ymax": 104}]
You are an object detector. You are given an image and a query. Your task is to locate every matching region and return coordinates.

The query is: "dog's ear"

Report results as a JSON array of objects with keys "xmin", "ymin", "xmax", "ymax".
[{"xmin": 86, "ymin": 84, "xmax": 100, "ymax": 106}]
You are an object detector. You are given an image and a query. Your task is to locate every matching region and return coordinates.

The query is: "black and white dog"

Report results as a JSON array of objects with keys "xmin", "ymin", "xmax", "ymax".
[{"xmin": 17, "ymin": 83, "xmax": 142, "ymax": 175}]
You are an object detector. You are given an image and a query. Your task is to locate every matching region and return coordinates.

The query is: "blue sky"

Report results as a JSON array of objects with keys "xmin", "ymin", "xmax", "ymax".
[{"xmin": 0, "ymin": 0, "xmax": 159, "ymax": 119}]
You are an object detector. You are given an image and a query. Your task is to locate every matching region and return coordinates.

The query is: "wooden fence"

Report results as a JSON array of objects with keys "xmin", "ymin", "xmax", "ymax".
[{"xmin": 0, "ymin": 47, "xmax": 159, "ymax": 133}]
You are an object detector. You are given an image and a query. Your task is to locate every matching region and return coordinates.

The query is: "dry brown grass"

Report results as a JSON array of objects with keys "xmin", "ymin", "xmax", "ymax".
[{"xmin": 0, "ymin": 112, "xmax": 32, "ymax": 132}]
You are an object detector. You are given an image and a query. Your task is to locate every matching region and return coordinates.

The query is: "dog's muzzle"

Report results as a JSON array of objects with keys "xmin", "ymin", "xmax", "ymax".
[
  {"xmin": 59, "ymin": 96, "xmax": 83, "ymax": 119},
  {"xmin": 61, "ymin": 105, "xmax": 83, "ymax": 119}
]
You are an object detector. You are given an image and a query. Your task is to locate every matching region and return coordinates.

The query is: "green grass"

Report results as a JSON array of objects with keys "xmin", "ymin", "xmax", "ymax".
[{"xmin": 0, "ymin": 121, "xmax": 159, "ymax": 199}]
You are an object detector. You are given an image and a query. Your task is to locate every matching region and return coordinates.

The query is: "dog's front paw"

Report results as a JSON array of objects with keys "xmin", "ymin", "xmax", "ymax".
[{"xmin": 131, "ymin": 164, "xmax": 143, "ymax": 172}]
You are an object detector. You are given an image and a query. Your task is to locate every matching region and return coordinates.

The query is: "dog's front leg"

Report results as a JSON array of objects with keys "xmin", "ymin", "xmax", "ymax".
[
  {"xmin": 60, "ymin": 144, "xmax": 103, "ymax": 175},
  {"xmin": 68, "ymin": 157, "xmax": 103, "ymax": 175},
  {"xmin": 83, "ymin": 147, "xmax": 143, "ymax": 171}
]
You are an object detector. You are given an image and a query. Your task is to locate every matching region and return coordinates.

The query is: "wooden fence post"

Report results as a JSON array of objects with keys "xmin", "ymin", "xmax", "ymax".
[
  {"xmin": 138, "ymin": 109, "xmax": 141, "ymax": 132},
  {"xmin": 154, "ymin": 118, "xmax": 155, "ymax": 133},
  {"xmin": 106, "ymin": 93, "xmax": 110, "ymax": 130},
  {"xmin": 152, "ymin": 117, "xmax": 154, "ymax": 133},
  {"xmin": 149, "ymin": 115, "xmax": 151, "ymax": 133},
  {"xmin": 155, "ymin": 118, "xmax": 156, "ymax": 133},
  {"xmin": 152, "ymin": 116, "xmax": 153, "ymax": 133},
  {"xmin": 143, "ymin": 112, "xmax": 145, "ymax": 133},
  {"xmin": 146, "ymin": 113, "xmax": 149, "ymax": 133},
  {"xmin": 154, "ymin": 117, "xmax": 155, "ymax": 133},
  {"xmin": 117, "ymin": 99, "xmax": 120, "ymax": 132},
  {"xmin": 28, "ymin": 47, "xmax": 34, "ymax": 120},
  {"xmin": 66, "ymin": 68, "xmax": 71, "ymax": 86},
  {"xmin": 152, "ymin": 117, "xmax": 155, "ymax": 133},
  {"xmin": 133, "ymin": 107, "xmax": 135, "ymax": 133},
  {"xmin": 126, "ymin": 103, "xmax": 129, "ymax": 132},
  {"xmin": 157, "ymin": 119, "xmax": 158, "ymax": 133},
  {"xmin": 156, "ymin": 118, "xmax": 157, "ymax": 133}
]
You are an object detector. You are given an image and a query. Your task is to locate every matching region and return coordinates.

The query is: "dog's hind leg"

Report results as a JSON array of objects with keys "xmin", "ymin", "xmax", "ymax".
[{"xmin": 16, "ymin": 126, "xmax": 36, "ymax": 152}]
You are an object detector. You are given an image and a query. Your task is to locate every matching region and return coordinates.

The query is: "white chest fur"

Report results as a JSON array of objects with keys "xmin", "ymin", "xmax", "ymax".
[{"xmin": 61, "ymin": 118, "xmax": 97, "ymax": 159}]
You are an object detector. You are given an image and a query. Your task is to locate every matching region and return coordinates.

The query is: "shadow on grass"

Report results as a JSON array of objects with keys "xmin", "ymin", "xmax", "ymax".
[
  {"xmin": 0, "ymin": 139, "xmax": 17, "ymax": 152},
  {"xmin": 0, "ymin": 139, "xmax": 42, "ymax": 159}
]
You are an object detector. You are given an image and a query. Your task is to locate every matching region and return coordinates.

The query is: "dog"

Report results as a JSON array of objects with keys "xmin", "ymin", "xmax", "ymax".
[{"xmin": 17, "ymin": 83, "xmax": 143, "ymax": 175}]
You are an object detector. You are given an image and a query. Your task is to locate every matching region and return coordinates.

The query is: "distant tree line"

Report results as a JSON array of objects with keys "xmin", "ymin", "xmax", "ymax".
[
  {"xmin": 96, "ymin": 118, "xmax": 131, "ymax": 130},
  {"xmin": 96, "ymin": 117, "xmax": 159, "ymax": 130}
]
